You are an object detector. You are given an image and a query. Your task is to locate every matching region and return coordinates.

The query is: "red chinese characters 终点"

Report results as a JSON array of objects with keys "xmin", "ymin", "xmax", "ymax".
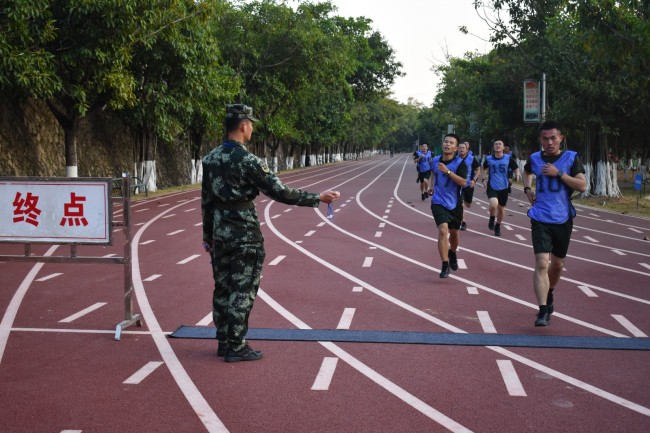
[
  {"xmin": 12, "ymin": 192, "xmax": 42, "ymax": 226},
  {"xmin": 60, "ymin": 192, "xmax": 88, "ymax": 227}
]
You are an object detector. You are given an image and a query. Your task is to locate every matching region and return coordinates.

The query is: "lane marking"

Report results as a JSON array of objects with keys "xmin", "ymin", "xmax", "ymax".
[
  {"xmin": 295, "ymin": 240, "xmax": 303, "ymax": 244},
  {"xmin": 272, "ymin": 214, "xmax": 281, "ymax": 219},
  {"xmin": 456, "ymin": 259, "xmax": 467, "ymax": 270},
  {"xmin": 353, "ymin": 286, "xmax": 363, "ymax": 292},
  {"xmin": 477, "ymin": 311, "xmax": 497, "ymax": 333},
  {"xmin": 611, "ymin": 249, "xmax": 626, "ymax": 256},
  {"xmin": 336, "ymin": 308, "xmax": 356, "ymax": 329},
  {"xmin": 140, "ymin": 240, "xmax": 156, "ymax": 245},
  {"xmin": 135, "ymin": 208, "xmax": 150, "ymax": 213},
  {"xmin": 36, "ymin": 273, "xmax": 63, "ymax": 282},
  {"xmin": 197, "ymin": 313, "xmax": 212, "ymax": 327},
  {"xmin": 375, "ymin": 231, "xmax": 383, "ymax": 238},
  {"xmin": 589, "ymin": 213, "xmax": 600, "ymax": 217},
  {"xmin": 123, "ymin": 361, "xmax": 164, "ymax": 385},
  {"xmin": 305, "ymin": 230, "xmax": 316, "ymax": 237},
  {"xmin": 167, "ymin": 229, "xmax": 185, "ymax": 236},
  {"xmin": 611, "ymin": 315, "xmax": 648, "ymax": 337},
  {"xmin": 467, "ymin": 287, "xmax": 479, "ymax": 295},
  {"xmin": 284, "ymin": 209, "xmax": 292, "ymax": 213},
  {"xmin": 317, "ymin": 222, "xmax": 326, "ymax": 227},
  {"xmin": 497, "ymin": 360, "xmax": 526, "ymax": 397},
  {"xmin": 59, "ymin": 302, "xmax": 107, "ymax": 323},
  {"xmin": 379, "ymin": 223, "xmax": 386, "ymax": 228},
  {"xmin": 340, "ymin": 203, "xmax": 347, "ymax": 207},
  {"xmin": 362, "ymin": 257, "xmax": 373, "ymax": 267},
  {"xmin": 162, "ymin": 214, "xmax": 176, "ymax": 219},
  {"xmin": 583, "ymin": 236, "xmax": 599, "ymax": 243},
  {"xmin": 504, "ymin": 225, "xmax": 513, "ymax": 231},
  {"xmin": 578, "ymin": 285, "xmax": 599, "ymax": 297},
  {"xmin": 184, "ymin": 208, "xmax": 196, "ymax": 212},
  {"xmin": 515, "ymin": 234, "xmax": 526, "ymax": 241},
  {"xmin": 177, "ymin": 255, "xmax": 200, "ymax": 265},
  {"xmin": 335, "ymin": 209, "xmax": 341, "ymax": 213},
  {"xmin": 158, "ymin": 203, "xmax": 170, "ymax": 207},
  {"xmin": 628, "ymin": 227, "xmax": 643, "ymax": 234},
  {"xmin": 384, "ymin": 209, "xmax": 390, "ymax": 214},
  {"xmin": 102, "ymin": 253, "xmax": 117, "ymax": 258},
  {"xmin": 143, "ymin": 274, "xmax": 162, "ymax": 282},
  {"xmin": 269, "ymin": 255, "xmax": 286, "ymax": 266},
  {"xmin": 61, "ymin": 430, "xmax": 83, "ymax": 433},
  {"xmin": 311, "ymin": 357, "xmax": 339, "ymax": 391},
  {"xmin": 639, "ymin": 263, "xmax": 650, "ymax": 270}
]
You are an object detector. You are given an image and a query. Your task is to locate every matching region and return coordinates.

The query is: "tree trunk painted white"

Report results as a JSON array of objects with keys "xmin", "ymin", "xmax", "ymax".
[
  {"xmin": 191, "ymin": 159, "xmax": 202, "ymax": 184},
  {"xmin": 286, "ymin": 156, "xmax": 294, "ymax": 170},
  {"xmin": 136, "ymin": 160, "xmax": 157, "ymax": 193},
  {"xmin": 65, "ymin": 166, "xmax": 78, "ymax": 178},
  {"xmin": 271, "ymin": 156, "xmax": 278, "ymax": 173}
]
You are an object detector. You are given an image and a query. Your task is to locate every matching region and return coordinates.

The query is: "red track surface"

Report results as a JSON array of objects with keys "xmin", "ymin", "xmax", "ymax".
[{"xmin": 1, "ymin": 154, "xmax": 649, "ymax": 433}]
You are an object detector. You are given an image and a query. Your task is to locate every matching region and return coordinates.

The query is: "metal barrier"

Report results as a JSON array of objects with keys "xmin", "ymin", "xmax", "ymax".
[{"xmin": 0, "ymin": 174, "xmax": 142, "ymax": 340}]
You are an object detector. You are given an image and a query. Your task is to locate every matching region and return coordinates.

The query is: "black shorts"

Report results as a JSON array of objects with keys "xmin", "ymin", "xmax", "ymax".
[
  {"xmin": 487, "ymin": 185, "xmax": 509, "ymax": 206},
  {"xmin": 462, "ymin": 187, "xmax": 475, "ymax": 204},
  {"xmin": 417, "ymin": 170, "xmax": 432, "ymax": 183},
  {"xmin": 431, "ymin": 203, "xmax": 463, "ymax": 230},
  {"xmin": 531, "ymin": 218, "xmax": 574, "ymax": 258}
]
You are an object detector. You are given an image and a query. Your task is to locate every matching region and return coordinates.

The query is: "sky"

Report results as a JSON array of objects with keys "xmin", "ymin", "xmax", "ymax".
[{"xmin": 327, "ymin": 0, "xmax": 495, "ymax": 105}]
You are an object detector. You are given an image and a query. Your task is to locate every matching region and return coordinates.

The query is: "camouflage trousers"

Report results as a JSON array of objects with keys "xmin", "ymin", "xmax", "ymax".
[{"xmin": 211, "ymin": 242, "xmax": 265, "ymax": 351}]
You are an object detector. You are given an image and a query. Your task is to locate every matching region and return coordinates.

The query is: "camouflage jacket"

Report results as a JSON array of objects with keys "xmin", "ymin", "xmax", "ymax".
[{"xmin": 201, "ymin": 140, "xmax": 320, "ymax": 244}]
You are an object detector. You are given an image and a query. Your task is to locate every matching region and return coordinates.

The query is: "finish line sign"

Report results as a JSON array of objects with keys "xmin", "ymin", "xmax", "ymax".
[{"xmin": 0, "ymin": 177, "xmax": 112, "ymax": 244}]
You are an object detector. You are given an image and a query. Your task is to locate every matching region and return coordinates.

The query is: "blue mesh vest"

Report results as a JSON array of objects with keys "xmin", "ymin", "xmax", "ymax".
[
  {"xmin": 431, "ymin": 155, "xmax": 463, "ymax": 210},
  {"xmin": 462, "ymin": 151, "xmax": 474, "ymax": 188},
  {"xmin": 416, "ymin": 150, "xmax": 432, "ymax": 172},
  {"xmin": 485, "ymin": 154, "xmax": 512, "ymax": 190},
  {"xmin": 527, "ymin": 150, "xmax": 578, "ymax": 223}
]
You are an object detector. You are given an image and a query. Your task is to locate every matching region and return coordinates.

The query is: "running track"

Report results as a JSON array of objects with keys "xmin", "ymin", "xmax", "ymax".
[{"xmin": 1, "ymin": 154, "xmax": 649, "ymax": 433}]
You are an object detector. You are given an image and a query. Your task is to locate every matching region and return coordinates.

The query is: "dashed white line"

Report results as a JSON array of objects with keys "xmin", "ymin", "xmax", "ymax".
[
  {"xmin": 269, "ymin": 255, "xmax": 286, "ymax": 266},
  {"xmin": 311, "ymin": 357, "xmax": 339, "ymax": 391},
  {"xmin": 123, "ymin": 361, "xmax": 164, "ymax": 385},
  {"xmin": 467, "ymin": 287, "xmax": 479, "ymax": 295},
  {"xmin": 515, "ymin": 234, "xmax": 526, "ymax": 241},
  {"xmin": 305, "ymin": 230, "xmax": 316, "ymax": 237},
  {"xmin": 639, "ymin": 263, "xmax": 650, "ymax": 270},
  {"xmin": 384, "ymin": 209, "xmax": 390, "ymax": 214},
  {"xmin": 196, "ymin": 313, "xmax": 213, "ymax": 327},
  {"xmin": 177, "ymin": 255, "xmax": 200, "ymax": 265},
  {"xmin": 143, "ymin": 274, "xmax": 162, "ymax": 282},
  {"xmin": 271, "ymin": 214, "xmax": 281, "ymax": 219},
  {"xmin": 336, "ymin": 308, "xmax": 356, "ymax": 329},
  {"xmin": 140, "ymin": 240, "xmax": 156, "ymax": 245},
  {"xmin": 362, "ymin": 257, "xmax": 373, "ymax": 267},
  {"xmin": 611, "ymin": 249, "xmax": 626, "ymax": 256},
  {"xmin": 284, "ymin": 209, "xmax": 292, "ymax": 213},
  {"xmin": 59, "ymin": 302, "xmax": 107, "ymax": 323},
  {"xmin": 628, "ymin": 227, "xmax": 643, "ymax": 234},
  {"xmin": 577, "ymin": 285, "xmax": 599, "ymax": 297},
  {"xmin": 36, "ymin": 273, "xmax": 63, "ymax": 282},
  {"xmin": 497, "ymin": 360, "xmax": 526, "ymax": 397},
  {"xmin": 167, "ymin": 229, "xmax": 185, "ymax": 236},
  {"xmin": 379, "ymin": 223, "xmax": 386, "ymax": 228},
  {"xmin": 375, "ymin": 231, "xmax": 383, "ymax": 238},
  {"xmin": 102, "ymin": 253, "xmax": 117, "ymax": 258},
  {"xmin": 457, "ymin": 259, "xmax": 467, "ymax": 270},
  {"xmin": 194, "ymin": 222, "xmax": 202, "ymax": 227},
  {"xmin": 583, "ymin": 236, "xmax": 599, "ymax": 243},
  {"xmin": 295, "ymin": 240, "xmax": 303, "ymax": 244},
  {"xmin": 162, "ymin": 214, "xmax": 176, "ymax": 219},
  {"xmin": 589, "ymin": 213, "xmax": 599, "ymax": 217},
  {"xmin": 353, "ymin": 286, "xmax": 363, "ymax": 292},
  {"xmin": 317, "ymin": 222, "xmax": 326, "ymax": 227},
  {"xmin": 184, "ymin": 208, "xmax": 196, "ymax": 213},
  {"xmin": 504, "ymin": 225, "xmax": 513, "ymax": 231},
  {"xmin": 135, "ymin": 208, "xmax": 150, "ymax": 213},
  {"xmin": 611, "ymin": 314, "xmax": 647, "ymax": 337},
  {"xmin": 61, "ymin": 430, "xmax": 82, "ymax": 433},
  {"xmin": 477, "ymin": 311, "xmax": 497, "ymax": 333}
]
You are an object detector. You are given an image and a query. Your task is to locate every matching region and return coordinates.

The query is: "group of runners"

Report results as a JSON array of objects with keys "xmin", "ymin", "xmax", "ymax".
[{"xmin": 414, "ymin": 121, "xmax": 587, "ymax": 327}]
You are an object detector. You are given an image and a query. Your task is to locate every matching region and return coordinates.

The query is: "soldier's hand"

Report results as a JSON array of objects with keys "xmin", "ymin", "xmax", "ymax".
[
  {"xmin": 319, "ymin": 191, "xmax": 341, "ymax": 204},
  {"xmin": 202, "ymin": 241, "xmax": 212, "ymax": 253}
]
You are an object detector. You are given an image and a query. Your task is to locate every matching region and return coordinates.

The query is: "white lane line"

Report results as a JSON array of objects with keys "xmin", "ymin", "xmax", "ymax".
[
  {"xmin": 467, "ymin": 287, "xmax": 479, "ymax": 295},
  {"xmin": 259, "ymin": 289, "xmax": 473, "ymax": 432},
  {"xmin": 158, "ymin": 203, "xmax": 170, "ymax": 207},
  {"xmin": 387, "ymin": 204, "xmax": 392, "ymax": 208},
  {"xmin": 311, "ymin": 357, "xmax": 339, "ymax": 391},
  {"xmin": 143, "ymin": 274, "xmax": 162, "ymax": 282},
  {"xmin": 379, "ymin": 223, "xmax": 386, "ymax": 228},
  {"xmin": 305, "ymin": 230, "xmax": 316, "ymax": 237},
  {"xmin": 382, "ymin": 215, "xmax": 388, "ymax": 219},
  {"xmin": 284, "ymin": 209, "xmax": 292, "ymax": 213},
  {"xmin": 340, "ymin": 203, "xmax": 347, "ymax": 207},
  {"xmin": 123, "ymin": 361, "xmax": 164, "ymax": 385},
  {"xmin": 184, "ymin": 208, "xmax": 196, "ymax": 212},
  {"xmin": 457, "ymin": 259, "xmax": 467, "ymax": 270},
  {"xmin": 477, "ymin": 311, "xmax": 497, "ymax": 333},
  {"xmin": 589, "ymin": 213, "xmax": 600, "ymax": 217},
  {"xmin": 497, "ymin": 360, "xmax": 527, "ymax": 397},
  {"xmin": 317, "ymin": 222, "xmax": 326, "ymax": 227},
  {"xmin": 59, "ymin": 302, "xmax": 107, "ymax": 323},
  {"xmin": 362, "ymin": 257, "xmax": 373, "ymax": 267},
  {"xmin": 583, "ymin": 236, "xmax": 599, "ymax": 243},
  {"xmin": 197, "ymin": 313, "xmax": 213, "ymax": 327},
  {"xmin": 375, "ymin": 231, "xmax": 383, "ymax": 238},
  {"xmin": 353, "ymin": 286, "xmax": 363, "ymax": 292},
  {"xmin": 334, "ymin": 208, "xmax": 341, "ymax": 213},
  {"xmin": 611, "ymin": 249, "xmax": 626, "ymax": 256},
  {"xmin": 162, "ymin": 214, "xmax": 176, "ymax": 219},
  {"xmin": 35, "ymin": 273, "xmax": 63, "ymax": 282},
  {"xmin": 167, "ymin": 229, "xmax": 185, "ymax": 236},
  {"xmin": 194, "ymin": 222, "xmax": 202, "ymax": 227},
  {"xmin": 611, "ymin": 315, "xmax": 648, "ymax": 337},
  {"xmin": 515, "ymin": 234, "xmax": 526, "ymax": 241},
  {"xmin": 578, "ymin": 285, "xmax": 599, "ymax": 297},
  {"xmin": 177, "ymin": 255, "xmax": 200, "ymax": 265},
  {"xmin": 135, "ymin": 208, "xmax": 150, "ymax": 213},
  {"xmin": 102, "ymin": 253, "xmax": 117, "ymax": 258},
  {"xmin": 639, "ymin": 263, "xmax": 650, "ymax": 270},
  {"xmin": 384, "ymin": 209, "xmax": 390, "ymax": 214},
  {"xmin": 140, "ymin": 240, "xmax": 156, "ymax": 245},
  {"xmin": 336, "ymin": 308, "xmax": 356, "ymax": 329},
  {"xmin": 295, "ymin": 240, "xmax": 303, "ymax": 244},
  {"xmin": 269, "ymin": 255, "xmax": 286, "ymax": 266},
  {"xmin": 628, "ymin": 227, "xmax": 643, "ymax": 233},
  {"xmin": 271, "ymin": 214, "xmax": 281, "ymax": 219},
  {"xmin": 504, "ymin": 225, "xmax": 513, "ymax": 231},
  {"xmin": 61, "ymin": 430, "xmax": 82, "ymax": 433}
]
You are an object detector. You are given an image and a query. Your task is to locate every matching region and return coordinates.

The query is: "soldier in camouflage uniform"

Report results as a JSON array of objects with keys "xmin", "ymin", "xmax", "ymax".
[{"xmin": 201, "ymin": 104, "xmax": 340, "ymax": 362}]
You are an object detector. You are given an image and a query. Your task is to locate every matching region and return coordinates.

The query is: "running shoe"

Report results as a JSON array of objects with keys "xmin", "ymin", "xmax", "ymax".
[
  {"xmin": 488, "ymin": 216, "xmax": 495, "ymax": 230},
  {"xmin": 494, "ymin": 223, "xmax": 501, "ymax": 236},
  {"xmin": 439, "ymin": 262, "xmax": 450, "ymax": 278}
]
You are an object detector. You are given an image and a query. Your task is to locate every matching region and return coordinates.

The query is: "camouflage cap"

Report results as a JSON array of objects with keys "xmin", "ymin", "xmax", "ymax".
[{"xmin": 226, "ymin": 104, "xmax": 258, "ymax": 122}]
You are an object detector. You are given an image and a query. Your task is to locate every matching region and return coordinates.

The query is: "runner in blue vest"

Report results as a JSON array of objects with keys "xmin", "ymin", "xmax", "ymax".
[
  {"xmin": 523, "ymin": 120, "xmax": 586, "ymax": 326},
  {"xmin": 427, "ymin": 133, "xmax": 468, "ymax": 278},
  {"xmin": 481, "ymin": 140, "xmax": 521, "ymax": 236},
  {"xmin": 414, "ymin": 143, "xmax": 433, "ymax": 200},
  {"xmin": 458, "ymin": 141, "xmax": 481, "ymax": 231}
]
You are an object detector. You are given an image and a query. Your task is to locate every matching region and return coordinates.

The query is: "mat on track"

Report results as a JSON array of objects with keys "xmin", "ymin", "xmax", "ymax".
[{"xmin": 169, "ymin": 326, "xmax": 650, "ymax": 350}]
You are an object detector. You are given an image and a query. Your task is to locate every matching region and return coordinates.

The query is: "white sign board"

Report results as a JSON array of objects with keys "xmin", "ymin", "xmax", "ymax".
[
  {"xmin": 0, "ymin": 177, "xmax": 112, "ymax": 244},
  {"xmin": 523, "ymin": 80, "xmax": 541, "ymax": 122}
]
